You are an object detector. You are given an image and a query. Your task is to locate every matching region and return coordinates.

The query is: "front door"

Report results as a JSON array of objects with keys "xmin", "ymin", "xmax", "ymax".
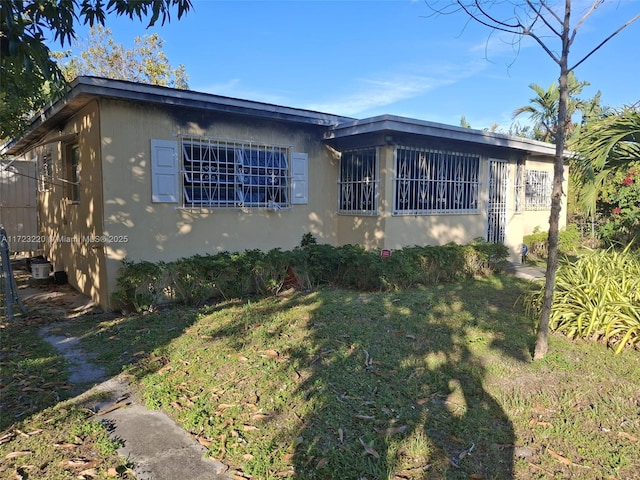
[{"xmin": 487, "ymin": 159, "xmax": 509, "ymax": 243}]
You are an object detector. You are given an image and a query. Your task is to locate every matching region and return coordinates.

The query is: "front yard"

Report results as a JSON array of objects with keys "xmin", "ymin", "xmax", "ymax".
[{"xmin": 1, "ymin": 274, "xmax": 639, "ymax": 479}]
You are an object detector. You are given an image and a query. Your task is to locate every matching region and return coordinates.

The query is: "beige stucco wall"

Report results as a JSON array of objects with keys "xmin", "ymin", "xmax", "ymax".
[
  {"xmin": 335, "ymin": 145, "xmax": 388, "ymax": 249},
  {"xmin": 98, "ymin": 99, "xmax": 340, "ymax": 309},
  {"xmin": 335, "ymin": 148, "xmax": 568, "ymax": 263},
  {"xmin": 384, "ymin": 148, "xmax": 491, "ymax": 250},
  {"xmin": 519, "ymin": 156, "xmax": 569, "ymax": 235},
  {"xmin": 32, "ymin": 100, "xmax": 108, "ymax": 304},
  {"xmin": 336, "ymin": 145, "xmax": 489, "ymax": 249}
]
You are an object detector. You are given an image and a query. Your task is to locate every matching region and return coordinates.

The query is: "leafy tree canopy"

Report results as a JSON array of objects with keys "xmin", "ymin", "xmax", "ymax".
[
  {"xmin": 0, "ymin": 0, "xmax": 192, "ymax": 140},
  {"xmin": 55, "ymin": 26, "xmax": 189, "ymax": 89}
]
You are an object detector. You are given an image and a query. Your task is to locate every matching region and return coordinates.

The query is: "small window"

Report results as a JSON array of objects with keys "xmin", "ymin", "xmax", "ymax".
[
  {"xmin": 514, "ymin": 159, "xmax": 524, "ymax": 213},
  {"xmin": 338, "ymin": 148, "xmax": 378, "ymax": 215},
  {"xmin": 525, "ymin": 170, "xmax": 552, "ymax": 210},
  {"xmin": 38, "ymin": 152, "xmax": 52, "ymax": 192},
  {"xmin": 181, "ymin": 137, "xmax": 290, "ymax": 209},
  {"xmin": 65, "ymin": 144, "xmax": 80, "ymax": 202},
  {"xmin": 394, "ymin": 147, "xmax": 479, "ymax": 214}
]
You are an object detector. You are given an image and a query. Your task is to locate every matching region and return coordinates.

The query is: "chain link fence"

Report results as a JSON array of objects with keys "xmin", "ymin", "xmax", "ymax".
[{"xmin": 1, "ymin": 226, "xmax": 27, "ymax": 320}]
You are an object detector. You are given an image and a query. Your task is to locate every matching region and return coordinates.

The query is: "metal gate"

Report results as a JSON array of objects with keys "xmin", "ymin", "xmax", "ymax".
[
  {"xmin": 0, "ymin": 159, "xmax": 39, "ymax": 253},
  {"xmin": 487, "ymin": 159, "xmax": 509, "ymax": 243}
]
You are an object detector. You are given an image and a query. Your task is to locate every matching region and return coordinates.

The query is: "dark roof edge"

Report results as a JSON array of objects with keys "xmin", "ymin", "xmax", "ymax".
[
  {"xmin": 4, "ymin": 77, "xmax": 566, "ymax": 158},
  {"xmin": 326, "ymin": 114, "xmax": 564, "ymax": 156},
  {"xmin": 71, "ymin": 76, "xmax": 355, "ymax": 125},
  {"xmin": 3, "ymin": 76, "xmax": 355, "ymax": 155}
]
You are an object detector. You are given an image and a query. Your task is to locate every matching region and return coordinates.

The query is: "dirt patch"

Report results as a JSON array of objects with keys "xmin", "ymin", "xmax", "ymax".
[{"xmin": 10, "ymin": 259, "xmax": 100, "ymax": 320}]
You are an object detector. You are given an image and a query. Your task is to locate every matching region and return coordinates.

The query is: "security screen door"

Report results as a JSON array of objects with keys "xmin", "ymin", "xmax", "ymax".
[{"xmin": 487, "ymin": 159, "xmax": 509, "ymax": 243}]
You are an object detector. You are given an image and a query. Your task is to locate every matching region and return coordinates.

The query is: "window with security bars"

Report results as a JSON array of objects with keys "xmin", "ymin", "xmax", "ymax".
[
  {"xmin": 394, "ymin": 148, "xmax": 480, "ymax": 214},
  {"xmin": 38, "ymin": 152, "xmax": 52, "ymax": 192},
  {"xmin": 525, "ymin": 169, "xmax": 552, "ymax": 210},
  {"xmin": 181, "ymin": 137, "xmax": 290, "ymax": 208},
  {"xmin": 514, "ymin": 159, "xmax": 524, "ymax": 213},
  {"xmin": 338, "ymin": 148, "xmax": 378, "ymax": 214}
]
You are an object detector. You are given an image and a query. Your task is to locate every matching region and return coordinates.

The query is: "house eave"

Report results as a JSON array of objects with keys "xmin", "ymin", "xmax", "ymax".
[
  {"xmin": 3, "ymin": 78, "xmax": 567, "ymax": 160},
  {"xmin": 3, "ymin": 76, "xmax": 354, "ymax": 156},
  {"xmin": 325, "ymin": 114, "xmax": 564, "ymax": 157}
]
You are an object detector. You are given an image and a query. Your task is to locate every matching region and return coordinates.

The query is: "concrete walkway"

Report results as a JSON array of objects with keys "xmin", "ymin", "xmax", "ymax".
[
  {"xmin": 503, "ymin": 262, "xmax": 546, "ymax": 281},
  {"xmin": 39, "ymin": 324, "xmax": 232, "ymax": 480}
]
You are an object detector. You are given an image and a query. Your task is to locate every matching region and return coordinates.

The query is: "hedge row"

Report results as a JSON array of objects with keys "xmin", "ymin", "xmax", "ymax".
[{"xmin": 113, "ymin": 237, "xmax": 509, "ymax": 312}]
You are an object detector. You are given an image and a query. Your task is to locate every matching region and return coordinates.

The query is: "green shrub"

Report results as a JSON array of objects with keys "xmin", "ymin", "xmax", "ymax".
[
  {"xmin": 113, "ymin": 237, "xmax": 509, "ymax": 311},
  {"xmin": 254, "ymin": 248, "xmax": 292, "ymax": 295},
  {"xmin": 524, "ymin": 224, "xmax": 582, "ymax": 258},
  {"xmin": 525, "ymin": 245, "xmax": 640, "ymax": 353},
  {"xmin": 112, "ymin": 259, "xmax": 166, "ymax": 312},
  {"xmin": 298, "ymin": 242, "xmax": 336, "ymax": 287},
  {"xmin": 595, "ymin": 165, "xmax": 640, "ymax": 248}
]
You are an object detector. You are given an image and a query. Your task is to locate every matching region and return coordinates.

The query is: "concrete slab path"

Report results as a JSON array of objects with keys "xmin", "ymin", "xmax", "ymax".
[
  {"xmin": 503, "ymin": 262, "xmax": 546, "ymax": 281},
  {"xmin": 39, "ymin": 324, "xmax": 231, "ymax": 480}
]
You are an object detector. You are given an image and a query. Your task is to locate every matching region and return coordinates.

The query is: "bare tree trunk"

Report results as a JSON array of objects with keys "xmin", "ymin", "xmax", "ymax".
[{"xmin": 534, "ymin": 1, "xmax": 571, "ymax": 360}]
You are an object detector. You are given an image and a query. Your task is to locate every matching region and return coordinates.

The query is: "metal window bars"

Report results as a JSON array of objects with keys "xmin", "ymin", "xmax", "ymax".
[
  {"xmin": 181, "ymin": 136, "xmax": 291, "ymax": 209},
  {"xmin": 525, "ymin": 170, "xmax": 553, "ymax": 210},
  {"xmin": 393, "ymin": 147, "xmax": 480, "ymax": 214},
  {"xmin": 338, "ymin": 148, "xmax": 379, "ymax": 215},
  {"xmin": 514, "ymin": 159, "xmax": 524, "ymax": 213}
]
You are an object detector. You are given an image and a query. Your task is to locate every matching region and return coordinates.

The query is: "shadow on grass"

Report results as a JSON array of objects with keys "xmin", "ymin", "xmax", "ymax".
[
  {"xmin": 289, "ymin": 277, "xmax": 533, "ymax": 479},
  {"xmin": 6, "ymin": 273, "xmax": 538, "ymax": 479},
  {"xmin": 0, "ymin": 317, "xmax": 72, "ymax": 431},
  {"xmin": 194, "ymin": 274, "xmax": 537, "ymax": 479}
]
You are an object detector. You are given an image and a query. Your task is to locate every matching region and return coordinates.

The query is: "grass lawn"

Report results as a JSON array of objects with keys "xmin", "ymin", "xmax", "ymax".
[
  {"xmin": 0, "ymin": 317, "xmax": 135, "ymax": 479},
  {"xmin": 1, "ymin": 274, "xmax": 639, "ymax": 479}
]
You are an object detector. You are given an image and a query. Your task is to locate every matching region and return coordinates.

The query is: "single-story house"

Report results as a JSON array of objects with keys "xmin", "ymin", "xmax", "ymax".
[{"xmin": 2, "ymin": 76, "xmax": 567, "ymax": 310}]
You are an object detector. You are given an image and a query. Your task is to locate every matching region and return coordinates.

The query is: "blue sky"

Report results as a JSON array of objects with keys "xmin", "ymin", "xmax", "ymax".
[{"xmin": 57, "ymin": 0, "xmax": 640, "ymax": 131}]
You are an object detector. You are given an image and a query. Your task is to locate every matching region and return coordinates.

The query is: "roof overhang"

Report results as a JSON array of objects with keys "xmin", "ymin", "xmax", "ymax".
[
  {"xmin": 3, "ymin": 77, "xmax": 567, "ymax": 160},
  {"xmin": 325, "ymin": 115, "xmax": 563, "ymax": 158},
  {"xmin": 3, "ymin": 76, "xmax": 354, "ymax": 156}
]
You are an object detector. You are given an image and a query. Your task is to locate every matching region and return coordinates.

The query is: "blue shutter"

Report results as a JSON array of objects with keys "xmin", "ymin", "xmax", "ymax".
[
  {"xmin": 151, "ymin": 139, "xmax": 178, "ymax": 203},
  {"xmin": 291, "ymin": 152, "xmax": 308, "ymax": 204}
]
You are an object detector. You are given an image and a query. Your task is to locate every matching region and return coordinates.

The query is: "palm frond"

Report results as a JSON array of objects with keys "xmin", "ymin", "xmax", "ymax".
[{"xmin": 572, "ymin": 107, "xmax": 640, "ymax": 214}]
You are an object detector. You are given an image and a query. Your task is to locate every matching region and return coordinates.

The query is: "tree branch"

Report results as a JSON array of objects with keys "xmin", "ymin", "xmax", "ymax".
[
  {"xmin": 573, "ymin": 0, "xmax": 604, "ymax": 34},
  {"xmin": 527, "ymin": 0, "xmax": 562, "ymax": 38},
  {"xmin": 455, "ymin": 1, "xmax": 523, "ymax": 35},
  {"xmin": 570, "ymin": 13, "xmax": 640, "ymax": 71}
]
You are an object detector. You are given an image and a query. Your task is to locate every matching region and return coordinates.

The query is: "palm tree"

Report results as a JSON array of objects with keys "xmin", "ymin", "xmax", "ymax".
[
  {"xmin": 513, "ymin": 72, "xmax": 590, "ymax": 143},
  {"xmin": 513, "ymin": 82, "xmax": 558, "ymax": 142}
]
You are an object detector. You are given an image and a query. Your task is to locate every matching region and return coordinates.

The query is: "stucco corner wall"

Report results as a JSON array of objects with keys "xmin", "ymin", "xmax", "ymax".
[
  {"xmin": 98, "ymin": 100, "xmax": 339, "ymax": 310},
  {"xmin": 31, "ymin": 100, "xmax": 108, "ymax": 308}
]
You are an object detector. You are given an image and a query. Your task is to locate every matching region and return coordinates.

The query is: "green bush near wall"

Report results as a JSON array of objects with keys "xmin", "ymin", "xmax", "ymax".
[
  {"xmin": 113, "ymin": 237, "xmax": 509, "ymax": 312},
  {"xmin": 523, "ymin": 224, "xmax": 582, "ymax": 258}
]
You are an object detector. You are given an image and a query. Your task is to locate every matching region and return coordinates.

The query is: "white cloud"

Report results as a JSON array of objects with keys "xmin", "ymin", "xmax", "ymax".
[
  {"xmin": 195, "ymin": 79, "xmax": 289, "ymax": 105},
  {"xmin": 468, "ymin": 28, "xmax": 539, "ymax": 64},
  {"xmin": 302, "ymin": 65, "xmax": 484, "ymax": 116},
  {"xmin": 303, "ymin": 76, "xmax": 435, "ymax": 115}
]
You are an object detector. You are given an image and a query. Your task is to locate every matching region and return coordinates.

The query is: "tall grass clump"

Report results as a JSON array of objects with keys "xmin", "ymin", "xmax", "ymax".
[{"xmin": 526, "ymin": 246, "xmax": 640, "ymax": 353}]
